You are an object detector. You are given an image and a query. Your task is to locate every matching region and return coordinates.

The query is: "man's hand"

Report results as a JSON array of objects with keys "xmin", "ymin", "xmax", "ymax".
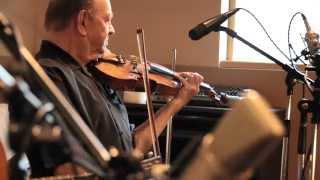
[
  {"xmin": 133, "ymin": 72, "xmax": 203, "ymax": 153},
  {"xmin": 173, "ymin": 72, "xmax": 203, "ymax": 106}
]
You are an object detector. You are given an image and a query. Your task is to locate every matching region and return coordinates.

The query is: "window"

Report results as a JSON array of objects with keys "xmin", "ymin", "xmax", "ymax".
[{"xmin": 219, "ymin": 0, "xmax": 320, "ymax": 65}]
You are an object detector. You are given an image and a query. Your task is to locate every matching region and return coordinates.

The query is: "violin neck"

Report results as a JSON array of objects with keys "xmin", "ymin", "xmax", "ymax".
[{"xmin": 149, "ymin": 63, "xmax": 176, "ymax": 78}]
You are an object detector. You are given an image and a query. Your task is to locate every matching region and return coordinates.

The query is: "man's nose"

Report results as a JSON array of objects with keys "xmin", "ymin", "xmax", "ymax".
[{"xmin": 109, "ymin": 24, "xmax": 115, "ymax": 35}]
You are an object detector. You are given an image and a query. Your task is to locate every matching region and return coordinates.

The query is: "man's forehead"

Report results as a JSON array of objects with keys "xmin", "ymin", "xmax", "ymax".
[{"xmin": 92, "ymin": 0, "xmax": 112, "ymax": 14}]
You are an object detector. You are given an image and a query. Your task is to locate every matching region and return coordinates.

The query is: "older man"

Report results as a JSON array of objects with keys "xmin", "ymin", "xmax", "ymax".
[{"xmin": 29, "ymin": 0, "xmax": 203, "ymax": 177}]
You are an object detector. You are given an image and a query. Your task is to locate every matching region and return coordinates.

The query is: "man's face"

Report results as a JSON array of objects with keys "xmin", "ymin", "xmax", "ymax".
[{"xmin": 86, "ymin": 0, "xmax": 114, "ymax": 57}]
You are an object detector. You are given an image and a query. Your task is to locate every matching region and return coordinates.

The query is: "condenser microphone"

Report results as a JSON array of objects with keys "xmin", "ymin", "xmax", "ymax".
[
  {"xmin": 189, "ymin": 8, "xmax": 240, "ymax": 40},
  {"xmin": 301, "ymin": 13, "xmax": 320, "ymax": 66}
]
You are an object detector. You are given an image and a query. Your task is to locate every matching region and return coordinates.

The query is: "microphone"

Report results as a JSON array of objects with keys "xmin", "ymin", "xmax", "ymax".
[
  {"xmin": 189, "ymin": 8, "xmax": 240, "ymax": 40},
  {"xmin": 301, "ymin": 14, "xmax": 320, "ymax": 66}
]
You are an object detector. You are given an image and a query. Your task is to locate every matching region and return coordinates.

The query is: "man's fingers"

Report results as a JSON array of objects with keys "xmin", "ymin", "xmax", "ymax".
[{"xmin": 176, "ymin": 72, "xmax": 203, "ymax": 83}]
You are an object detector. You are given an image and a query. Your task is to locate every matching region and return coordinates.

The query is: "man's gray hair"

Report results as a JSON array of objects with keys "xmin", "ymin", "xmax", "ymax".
[{"xmin": 44, "ymin": 0, "xmax": 93, "ymax": 31}]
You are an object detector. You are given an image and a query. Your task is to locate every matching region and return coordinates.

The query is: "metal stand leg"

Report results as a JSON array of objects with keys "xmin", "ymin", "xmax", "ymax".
[
  {"xmin": 298, "ymin": 147, "xmax": 306, "ymax": 180},
  {"xmin": 165, "ymin": 118, "xmax": 173, "ymax": 164},
  {"xmin": 297, "ymin": 98, "xmax": 310, "ymax": 180},
  {"xmin": 308, "ymin": 77, "xmax": 320, "ymax": 180},
  {"xmin": 165, "ymin": 48, "xmax": 177, "ymax": 165},
  {"xmin": 280, "ymin": 95, "xmax": 292, "ymax": 180},
  {"xmin": 302, "ymin": 124, "xmax": 319, "ymax": 180},
  {"xmin": 310, "ymin": 124, "xmax": 318, "ymax": 180},
  {"xmin": 281, "ymin": 136, "xmax": 289, "ymax": 180}
]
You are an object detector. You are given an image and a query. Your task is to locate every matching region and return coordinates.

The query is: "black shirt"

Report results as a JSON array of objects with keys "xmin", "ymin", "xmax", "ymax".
[{"xmin": 28, "ymin": 40, "xmax": 133, "ymax": 176}]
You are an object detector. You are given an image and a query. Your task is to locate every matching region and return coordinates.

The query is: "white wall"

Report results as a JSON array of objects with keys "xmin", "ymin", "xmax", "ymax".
[
  {"xmin": 0, "ymin": 0, "xmax": 48, "ymax": 55},
  {"xmin": 110, "ymin": 0, "xmax": 221, "ymax": 67}
]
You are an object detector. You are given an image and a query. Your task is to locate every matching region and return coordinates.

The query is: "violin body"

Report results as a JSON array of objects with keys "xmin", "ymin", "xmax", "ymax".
[
  {"xmin": 90, "ymin": 54, "xmax": 180, "ymax": 95},
  {"xmin": 89, "ymin": 50, "xmax": 221, "ymax": 103},
  {"xmin": 92, "ymin": 57, "xmax": 144, "ymax": 91}
]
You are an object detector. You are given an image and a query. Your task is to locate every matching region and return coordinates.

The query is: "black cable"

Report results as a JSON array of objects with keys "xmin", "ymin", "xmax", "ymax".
[
  {"xmin": 287, "ymin": 12, "xmax": 306, "ymax": 65},
  {"xmin": 238, "ymin": 8, "xmax": 291, "ymax": 62}
]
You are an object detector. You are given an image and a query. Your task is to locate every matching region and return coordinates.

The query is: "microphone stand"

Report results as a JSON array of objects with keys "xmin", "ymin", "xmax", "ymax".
[
  {"xmin": 0, "ymin": 66, "xmax": 54, "ymax": 180},
  {"xmin": 215, "ymin": 26, "xmax": 315, "ymax": 180},
  {"xmin": 281, "ymin": 78, "xmax": 294, "ymax": 180},
  {"xmin": 303, "ymin": 65, "xmax": 320, "ymax": 180},
  {"xmin": 216, "ymin": 26, "xmax": 313, "ymax": 85},
  {"xmin": 297, "ymin": 97, "xmax": 310, "ymax": 180}
]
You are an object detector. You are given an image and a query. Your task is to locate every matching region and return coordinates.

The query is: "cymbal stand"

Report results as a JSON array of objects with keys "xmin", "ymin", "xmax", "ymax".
[{"xmin": 165, "ymin": 48, "xmax": 177, "ymax": 165}]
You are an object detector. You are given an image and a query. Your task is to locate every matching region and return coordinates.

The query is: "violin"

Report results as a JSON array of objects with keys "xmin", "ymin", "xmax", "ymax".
[
  {"xmin": 88, "ymin": 51, "xmax": 224, "ymax": 104},
  {"xmin": 89, "ymin": 52, "xmax": 178, "ymax": 95}
]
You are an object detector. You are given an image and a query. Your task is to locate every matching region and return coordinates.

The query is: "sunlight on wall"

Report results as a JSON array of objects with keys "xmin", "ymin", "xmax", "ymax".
[{"xmin": 220, "ymin": 0, "xmax": 320, "ymax": 63}]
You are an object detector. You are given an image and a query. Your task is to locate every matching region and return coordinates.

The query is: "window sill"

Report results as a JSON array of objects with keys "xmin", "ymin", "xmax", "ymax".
[{"xmin": 219, "ymin": 60, "xmax": 303, "ymax": 71}]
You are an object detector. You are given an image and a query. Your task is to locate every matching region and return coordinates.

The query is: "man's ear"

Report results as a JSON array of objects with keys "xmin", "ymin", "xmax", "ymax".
[{"xmin": 76, "ymin": 10, "xmax": 89, "ymax": 36}]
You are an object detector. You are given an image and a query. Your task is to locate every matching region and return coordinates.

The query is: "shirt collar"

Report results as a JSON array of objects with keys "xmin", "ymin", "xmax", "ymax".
[{"xmin": 37, "ymin": 40, "xmax": 85, "ymax": 70}]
